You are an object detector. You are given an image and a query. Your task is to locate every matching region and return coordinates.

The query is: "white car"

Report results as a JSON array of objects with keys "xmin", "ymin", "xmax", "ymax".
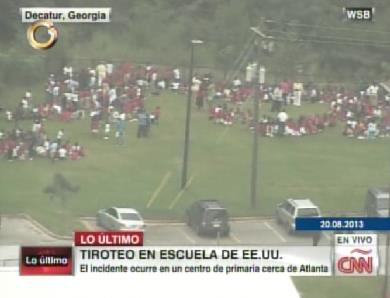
[
  {"xmin": 276, "ymin": 198, "xmax": 321, "ymax": 234},
  {"xmin": 96, "ymin": 207, "xmax": 145, "ymax": 231}
]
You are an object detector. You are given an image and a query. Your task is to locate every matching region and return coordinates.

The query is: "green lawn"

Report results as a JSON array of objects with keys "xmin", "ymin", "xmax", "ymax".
[
  {"xmin": 1, "ymin": 88, "xmax": 390, "ymax": 235},
  {"xmin": 1, "ymin": 87, "xmax": 389, "ymax": 297},
  {"xmin": 293, "ymin": 277, "xmax": 383, "ymax": 298}
]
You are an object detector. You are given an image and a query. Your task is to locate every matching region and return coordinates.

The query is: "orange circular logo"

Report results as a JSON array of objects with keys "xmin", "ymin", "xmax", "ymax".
[{"xmin": 27, "ymin": 20, "xmax": 58, "ymax": 50}]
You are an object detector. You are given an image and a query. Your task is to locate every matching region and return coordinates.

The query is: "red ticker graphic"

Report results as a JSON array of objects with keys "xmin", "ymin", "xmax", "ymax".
[
  {"xmin": 74, "ymin": 231, "xmax": 144, "ymax": 246},
  {"xmin": 20, "ymin": 246, "xmax": 73, "ymax": 275}
]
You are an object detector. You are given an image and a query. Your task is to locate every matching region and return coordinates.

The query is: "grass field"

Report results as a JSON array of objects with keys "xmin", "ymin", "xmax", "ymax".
[
  {"xmin": 1, "ymin": 86, "xmax": 390, "ymax": 297},
  {"xmin": 1, "ymin": 87, "xmax": 390, "ymax": 234},
  {"xmin": 293, "ymin": 277, "xmax": 383, "ymax": 298}
]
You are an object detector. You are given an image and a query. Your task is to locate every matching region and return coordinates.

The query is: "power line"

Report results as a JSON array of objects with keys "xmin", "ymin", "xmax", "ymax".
[
  {"xmin": 270, "ymin": 35, "xmax": 390, "ymax": 48},
  {"xmin": 226, "ymin": 34, "xmax": 256, "ymax": 82},
  {"xmin": 265, "ymin": 19, "xmax": 390, "ymax": 36},
  {"xmin": 265, "ymin": 29, "xmax": 390, "ymax": 47}
]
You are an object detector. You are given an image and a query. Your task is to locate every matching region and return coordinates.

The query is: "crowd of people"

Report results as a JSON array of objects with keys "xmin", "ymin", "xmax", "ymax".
[
  {"xmin": 0, "ymin": 62, "xmax": 180, "ymax": 161},
  {"xmin": 0, "ymin": 125, "xmax": 85, "ymax": 162},
  {"xmin": 1, "ymin": 61, "xmax": 389, "ymax": 162},
  {"xmin": 204, "ymin": 74, "xmax": 390, "ymax": 139}
]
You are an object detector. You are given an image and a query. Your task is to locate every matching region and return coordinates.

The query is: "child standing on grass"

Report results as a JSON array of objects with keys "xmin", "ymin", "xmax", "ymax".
[
  {"xmin": 104, "ymin": 121, "xmax": 111, "ymax": 140},
  {"xmin": 115, "ymin": 114, "xmax": 126, "ymax": 145},
  {"xmin": 57, "ymin": 129, "xmax": 64, "ymax": 145}
]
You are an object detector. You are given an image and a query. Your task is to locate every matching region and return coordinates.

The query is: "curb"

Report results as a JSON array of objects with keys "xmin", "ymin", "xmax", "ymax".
[
  {"xmin": 3, "ymin": 213, "xmax": 73, "ymax": 241},
  {"xmin": 4, "ymin": 214, "xmax": 275, "ymax": 240}
]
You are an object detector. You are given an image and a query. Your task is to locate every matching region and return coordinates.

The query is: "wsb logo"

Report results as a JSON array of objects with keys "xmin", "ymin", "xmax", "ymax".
[
  {"xmin": 337, "ymin": 249, "xmax": 372, "ymax": 274},
  {"xmin": 343, "ymin": 7, "xmax": 374, "ymax": 21}
]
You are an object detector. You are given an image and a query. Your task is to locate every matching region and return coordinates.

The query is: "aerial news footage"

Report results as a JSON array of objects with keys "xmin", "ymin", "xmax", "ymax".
[{"xmin": 1, "ymin": 1, "xmax": 390, "ymax": 298}]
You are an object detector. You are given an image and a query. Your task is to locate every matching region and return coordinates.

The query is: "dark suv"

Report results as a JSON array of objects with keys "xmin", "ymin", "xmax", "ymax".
[
  {"xmin": 186, "ymin": 200, "xmax": 230, "ymax": 236},
  {"xmin": 365, "ymin": 187, "xmax": 389, "ymax": 217}
]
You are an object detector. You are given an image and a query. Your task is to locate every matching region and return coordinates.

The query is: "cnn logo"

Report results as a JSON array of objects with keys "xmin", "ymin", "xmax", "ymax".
[{"xmin": 337, "ymin": 249, "xmax": 373, "ymax": 275}]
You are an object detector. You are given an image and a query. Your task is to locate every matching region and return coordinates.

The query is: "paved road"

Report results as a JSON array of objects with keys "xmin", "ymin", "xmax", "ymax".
[
  {"xmin": 0, "ymin": 217, "xmax": 70, "ymax": 245},
  {"xmin": 0, "ymin": 216, "xmax": 330, "ymax": 247},
  {"xmin": 5, "ymin": 215, "xmax": 390, "ymax": 248}
]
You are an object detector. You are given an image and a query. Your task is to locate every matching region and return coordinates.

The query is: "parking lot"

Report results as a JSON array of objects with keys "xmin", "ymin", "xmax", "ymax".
[
  {"xmin": 81, "ymin": 217, "xmax": 333, "ymax": 246},
  {"xmin": 5, "ymin": 215, "xmax": 390, "ymax": 248}
]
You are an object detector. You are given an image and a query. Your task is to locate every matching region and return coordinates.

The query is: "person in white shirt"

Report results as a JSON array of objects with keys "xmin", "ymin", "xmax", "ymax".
[
  {"xmin": 170, "ymin": 82, "xmax": 180, "ymax": 91},
  {"xmin": 136, "ymin": 87, "xmax": 142, "ymax": 97},
  {"xmin": 6, "ymin": 110, "xmax": 12, "ymax": 121},
  {"xmin": 43, "ymin": 139, "xmax": 50, "ymax": 152},
  {"xmin": 106, "ymin": 63, "xmax": 114, "ymax": 75},
  {"xmin": 57, "ymin": 129, "xmax": 64, "ymax": 144},
  {"xmin": 173, "ymin": 68, "xmax": 180, "ymax": 82},
  {"xmin": 152, "ymin": 71, "xmax": 157, "ymax": 82},
  {"xmin": 58, "ymin": 147, "xmax": 67, "ymax": 160},
  {"xmin": 89, "ymin": 75, "xmax": 96, "ymax": 88},
  {"xmin": 36, "ymin": 145, "xmax": 46, "ymax": 156},
  {"xmin": 96, "ymin": 63, "xmax": 107, "ymax": 86},
  {"xmin": 245, "ymin": 63, "xmax": 254, "ymax": 83},
  {"xmin": 367, "ymin": 122, "xmax": 378, "ymax": 139},
  {"xmin": 192, "ymin": 76, "xmax": 201, "ymax": 92},
  {"xmin": 25, "ymin": 90, "xmax": 32, "ymax": 101},
  {"xmin": 21, "ymin": 98, "xmax": 28, "ymax": 110},
  {"xmin": 293, "ymin": 82, "xmax": 303, "ymax": 106},
  {"xmin": 52, "ymin": 104, "xmax": 62, "ymax": 115},
  {"xmin": 232, "ymin": 77, "xmax": 242, "ymax": 90},
  {"xmin": 12, "ymin": 145, "xmax": 20, "ymax": 160},
  {"xmin": 272, "ymin": 86, "xmax": 283, "ymax": 112},
  {"xmin": 63, "ymin": 66, "xmax": 73, "ymax": 78},
  {"xmin": 32, "ymin": 120, "xmax": 42, "ymax": 133},
  {"xmin": 367, "ymin": 83, "xmax": 379, "ymax": 103},
  {"xmin": 367, "ymin": 84, "xmax": 378, "ymax": 96},
  {"xmin": 310, "ymin": 88, "xmax": 317, "ymax": 103},
  {"xmin": 50, "ymin": 141, "xmax": 58, "ymax": 160},
  {"xmin": 277, "ymin": 110, "xmax": 288, "ymax": 136},
  {"xmin": 65, "ymin": 79, "xmax": 79, "ymax": 93},
  {"xmin": 108, "ymin": 88, "xmax": 117, "ymax": 104},
  {"xmin": 157, "ymin": 80, "xmax": 166, "ymax": 90},
  {"xmin": 151, "ymin": 72, "xmax": 158, "ymax": 86},
  {"xmin": 52, "ymin": 84, "xmax": 60, "ymax": 101},
  {"xmin": 104, "ymin": 122, "xmax": 110, "ymax": 140},
  {"xmin": 48, "ymin": 74, "xmax": 55, "ymax": 86}
]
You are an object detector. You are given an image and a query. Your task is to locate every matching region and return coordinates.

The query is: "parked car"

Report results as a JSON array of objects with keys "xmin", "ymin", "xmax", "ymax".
[
  {"xmin": 96, "ymin": 207, "xmax": 145, "ymax": 231},
  {"xmin": 275, "ymin": 198, "xmax": 321, "ymax": 234},
  {"xmin": 186, "ymin": 200, "xmax": 230, "ymax": 236},
  {"xmin": 365, "ymin": 187, "xmax": 390, "ymax": 217}
]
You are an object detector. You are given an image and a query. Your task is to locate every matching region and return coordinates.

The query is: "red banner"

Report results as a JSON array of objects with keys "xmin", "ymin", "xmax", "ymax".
[{"xmin": 74, "ymin": 231, "xmax": 143, "ymax": 246}]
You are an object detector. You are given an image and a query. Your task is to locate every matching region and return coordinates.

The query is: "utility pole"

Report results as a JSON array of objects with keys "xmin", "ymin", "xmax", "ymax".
[
  {"xmin": 249, "ymin": 26, "xmax": 271, "ymax": 208},
  {"xmin": 181, "ymin": 40, "xmax": 204, "ymax": 189},
  {"xmin": 249, "ymin": 26, "xmax": 269, "ymax": 208},
  {"xmin": 250, "ymin": 81, "xmax": 260, "ymax": 208}
]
